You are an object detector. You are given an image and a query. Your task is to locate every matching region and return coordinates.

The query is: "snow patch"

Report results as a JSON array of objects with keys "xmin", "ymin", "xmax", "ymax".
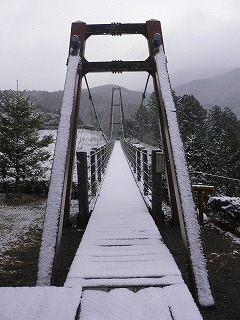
[
  {"xmin": 79, "ymin": 286, "xmax": 203, "ymax": 320},
  {"xmin": 0, "ymin": 287, "xmax": 82, "ymax": 320}
]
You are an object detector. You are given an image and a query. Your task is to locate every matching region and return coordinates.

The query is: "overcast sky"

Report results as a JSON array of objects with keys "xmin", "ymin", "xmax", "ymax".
[{"xmin": 1, "ymin": 0, "xmax": 240, "ymax": 92}]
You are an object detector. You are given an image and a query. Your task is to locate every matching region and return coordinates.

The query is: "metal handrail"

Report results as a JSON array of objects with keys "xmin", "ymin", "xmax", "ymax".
[
  {"xmin": 121, "ymin": 139, "xmax": 153, "ymax": 208},
  {"xmin": 77, "ymin": 140, "xmax": 115, "ymax": 227}
]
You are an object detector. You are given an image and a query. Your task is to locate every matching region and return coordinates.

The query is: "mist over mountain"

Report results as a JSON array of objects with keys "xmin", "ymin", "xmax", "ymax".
[
  {"xmin": 22, "ymin": 85, "xmax": 148, "ymax": 132},
  {"xmin": 174, "ymin": 68, "xmax": 240, "ymax": 118}
]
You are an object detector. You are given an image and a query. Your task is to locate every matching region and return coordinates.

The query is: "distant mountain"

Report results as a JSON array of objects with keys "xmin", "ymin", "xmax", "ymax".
[
  {"xmin": 24, "ymin": 85, "xmax": 149, "ymax": 133},
  {"xmin": 174, "ymin": 68, "xmax": 240, "ymax": 118},
  {"xmin": 25, "ymin": 90, "xmax": 63, "ymax": 112}
]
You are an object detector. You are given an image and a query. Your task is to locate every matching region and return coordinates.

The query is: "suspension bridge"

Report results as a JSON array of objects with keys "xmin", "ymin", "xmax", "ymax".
[{"xmin": 1, "ymin": 20, "xmax": 216, "ymax": 319}]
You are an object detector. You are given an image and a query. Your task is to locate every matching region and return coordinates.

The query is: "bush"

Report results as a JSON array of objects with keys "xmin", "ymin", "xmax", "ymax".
[
  {"xmin": 208, "ymin": 196, "xmax": 240, "ymax": 236},
  {"xmin": 0, "ymin": 179, "xmax": 49, "ymax": 196}
]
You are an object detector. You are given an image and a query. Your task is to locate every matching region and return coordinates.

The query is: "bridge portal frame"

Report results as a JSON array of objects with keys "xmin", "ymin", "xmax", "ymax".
[
  {"xmin": 67, "ymin": 19, "xmax": 180, "ymax": 225},
  {"xmin": 39, "ymin": 19, "xmax": 215, "ymax": 308}
]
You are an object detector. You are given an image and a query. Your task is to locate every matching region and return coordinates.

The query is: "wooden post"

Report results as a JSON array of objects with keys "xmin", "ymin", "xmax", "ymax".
[
  {"xmin": 129, "ymin": 144, "xmax": 134, "ymax": 167},
  {"xmin": 198, "ymin": 191, "xmax": 204, "ymax": 225},
  {"xmin": 101, "ymin": 147, "xmax": 105, "ymax": 174},
  {"xmin": 77, "ymin": 151, "xmax": 89, "ymax": 229},
  {"xmin": 151, "ymin": 150, "xmax": 165, "ymax": 227},
  {"xmin": 192, "ymin": 185, "xmax": 214, "ymax": 225},
  {"xmin": 137, "ymin": 147, "xmax": 141, "ymax": 181},
  {"xmin": 90, "ymin": 149, "xmax": 96, "ymax": 195},
  {"xmin": 133, "ymin": 146, "xmax": 137, "ymax": 174},
  {"xmin": 97, "ymin": 147, "xmax": 101, "ymax": 182},
  {"xmin": 143, "ymin": 149, "xmax": 148, "ymax": 195}
]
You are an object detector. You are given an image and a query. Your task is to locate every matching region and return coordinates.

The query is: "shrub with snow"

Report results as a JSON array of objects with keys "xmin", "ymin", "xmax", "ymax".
[{"xmin": 208, "ymin": 196, "xmax": 240, "ymax": 235}]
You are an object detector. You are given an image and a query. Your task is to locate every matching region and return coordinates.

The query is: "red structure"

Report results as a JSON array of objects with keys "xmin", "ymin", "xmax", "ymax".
[{"xmin": 37, "ymin": 20, "xmax": 215, "ymax": 308}]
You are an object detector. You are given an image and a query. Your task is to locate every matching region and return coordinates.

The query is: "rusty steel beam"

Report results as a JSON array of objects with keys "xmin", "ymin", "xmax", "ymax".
[
  {"xmin": 51, "ymin": 21, "xmax": 87, "ymax": 286},
  {"xmin": 146, "ymin": 19, "xmax": 178, "ymax": 225},
  {"xmin": 109, "ymin": 87, "xmax": 126, "ymax": 140},
  {"xmin": 146, "ymin": 19, "xmax": 215, "ymax": 306},
  {"xmin": 63, "ymin": 21, "xmax": 87, "ymax": 226},
  {"xmin": 44, "ymin": 21, "xmax": 214, "ymax": 306},
  {"xmin": 82, "ymin": 59, "xmax": 152, "ymax": 74},
  {"xmin": 146, "ymin": 18, "xmax": 199, "ymax": 299},
  {"xmin": 85, "ymin": 23, "xmax": 147, "ymax": 37}
]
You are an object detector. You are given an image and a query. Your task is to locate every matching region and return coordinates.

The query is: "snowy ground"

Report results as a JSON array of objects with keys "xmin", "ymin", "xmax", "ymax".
[
  {"xmin": 1, "ymin": 129, "xmax": 239, "ymax": 272},
  {"xmin": 41, "ymin": 128, "xmax": 107, "ymax": 181},
  {"xmin": 0, "ymin": 129, "xmax": 106, "ymax": 272},
  {"xmin": 0, "ymin": 195, "xmax": 45, "ymax": 272},
  {"xmin": 0, "ymin": 131, "xmax": 240, "ymax": 319}
]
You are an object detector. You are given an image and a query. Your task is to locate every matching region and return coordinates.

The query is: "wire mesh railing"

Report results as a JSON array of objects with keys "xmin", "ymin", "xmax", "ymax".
[
  {"xmin": 121, "ymin": 140, "xmax": 151, "ymax": 206},
  {"xmin": 121, "ymin": 139, "xmax": 164, "ymax": 226},
  {"xmin": 88, "ymin": 140, "xmax": 114, "ymax": 209},
  {"xmin": 76, "ymin": 140, "xmax": 115, "ymax": 228}
]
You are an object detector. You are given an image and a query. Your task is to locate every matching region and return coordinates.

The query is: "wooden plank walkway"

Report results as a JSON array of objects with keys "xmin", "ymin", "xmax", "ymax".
[{"xmin": 65, "ymin": 141, "xmax": 203, "ymax": 319}]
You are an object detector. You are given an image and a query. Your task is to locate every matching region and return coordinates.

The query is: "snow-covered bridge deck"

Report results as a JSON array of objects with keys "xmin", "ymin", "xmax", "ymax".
[
  {"xmin": 0, "ymin": 141, "xmax": 203, "ymax": 319},
  {"xmin": 64, "ymin": 141, "xmax": 203, "ymax": 319}
]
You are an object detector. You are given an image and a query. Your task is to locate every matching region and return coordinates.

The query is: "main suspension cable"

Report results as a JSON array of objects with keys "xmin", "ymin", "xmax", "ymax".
[
  {"xmin": 190, "ymin": 170, "xmax": 240, "ymax": 183},
  {"xmin": 140, "ymin": 73, "xmax": 151, "ymax": 108}
]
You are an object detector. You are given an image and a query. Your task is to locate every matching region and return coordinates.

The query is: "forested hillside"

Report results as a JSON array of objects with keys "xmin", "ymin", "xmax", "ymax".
[
  {"xmin": 125, "ymin": 93, "xmax": 240, "ymax": 197},
  {"xmin": 174, "ymin": 68, "xmax": 240, "ymax": 118},
  {"xmin": 0, "ymin": 86, "xmax": 148, "ymax": 133}
]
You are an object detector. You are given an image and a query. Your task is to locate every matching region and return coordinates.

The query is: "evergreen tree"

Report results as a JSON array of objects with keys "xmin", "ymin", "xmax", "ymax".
[
  {"xmin": 206, "ymin": 106, "xmax": 240, "ymax": 194},
  {"xmin": 175, "ymin": 95, "xmax": 207, "ymax": 143},
  {"xmin": 146, "ymin": 92, "xmax": 161, "ymax": 146},
  {"xmin": 0, "ymin": 90, "xmax": 53, "ymax": 193},
  {"xmin": 125, "ymin": 103, "xmax": 150, "ymax": 142},
  {"xmin": 175, "ymin": 94, "xmax": 209, "ymax": 178}
]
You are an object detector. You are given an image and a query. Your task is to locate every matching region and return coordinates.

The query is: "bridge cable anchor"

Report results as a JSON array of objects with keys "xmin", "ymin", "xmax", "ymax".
[{"xmin": 70, "ymin": 35, "xmax": 80, "ymax": 55}]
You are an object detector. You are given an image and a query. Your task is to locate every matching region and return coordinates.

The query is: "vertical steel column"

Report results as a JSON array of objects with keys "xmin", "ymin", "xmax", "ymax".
[
  {"xmin": 146, "ymin": 19, "xmax": 215, "ymax": 306},
  {"xmin": 63, "ymin": 21, "xmax": 87, "ymax": 225},
  {"xmin": 146, "ymin": 19, "xmax": 178, "ymax": 225},
  {"xmin": 37, "ymin": 21, "xmax": 87, "ymax": 287},
  {"xmin": 53, "ymin": 21, "xmax": 86, "ymax": 285},
  {"xmin": 109, "ymin": 87, "xmax": 126, "ymax": 139},
  {"xmin": 109, "ymin": 88, "xmax": 114, "ymax": 139},
  {"xmin": 119, "ymin": 88, "xmax": 126, "ymax": 138}
]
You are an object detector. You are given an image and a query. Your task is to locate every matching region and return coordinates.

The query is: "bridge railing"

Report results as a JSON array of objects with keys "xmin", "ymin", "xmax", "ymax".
[
  {"xmin": 76, "ymin": 140, "xmax": 115, "ymax": 228},
  {"xmin": 121, "ymin": 139, "xmax": 164, "ymax": 226}
]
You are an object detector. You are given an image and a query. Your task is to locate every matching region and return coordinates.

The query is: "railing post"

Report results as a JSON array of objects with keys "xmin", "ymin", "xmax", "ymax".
[
  {"xmin": 101, "ymin": 146, "xmax": 105, "ymax": 174},
  {"xmin": 192, "ymin": 185, "xmax": 214, "ymax": 225},
  {"xmin": 143, "ymin": 149, "xmax": 148, "ymax": 195},
  {"xmin": 137, "ymin": 147, "xmax": 141, "ymax": 181},
  {"xmin": 151, "ymin": 150, "xmax": 164, "ymax": 227},
  {"xmin": 90, "ymin": 149, "xmax": 96, "ymax": 195},
  {"xmin": 133, "ymin": 146, "xmax": 137, "ymax": 174},
  {"xmin": 97, "ymin": 147, "xmax": 101, "ymax": 182},
  {"xmin": 76, "ymin": 151, "xmax": 89, "ymax": 229}
]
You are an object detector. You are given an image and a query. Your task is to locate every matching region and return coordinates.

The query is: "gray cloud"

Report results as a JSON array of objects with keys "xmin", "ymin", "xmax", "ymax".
[{"xmin": 0, "ymin": 0, "xmax": 239, "ymax": 91}]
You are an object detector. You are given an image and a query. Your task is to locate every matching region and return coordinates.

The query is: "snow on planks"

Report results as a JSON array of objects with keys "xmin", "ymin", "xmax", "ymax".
[
  {"xmin": 65, "ymin": 141, "xmax": 203, "ymax": 319},
  {"xmin": 0, "ymin": 287, "xmax": 82, "ymax": 320},
  {"xmin": 80, "ymin": 286, "xmax": 202, "ymax": 320}
]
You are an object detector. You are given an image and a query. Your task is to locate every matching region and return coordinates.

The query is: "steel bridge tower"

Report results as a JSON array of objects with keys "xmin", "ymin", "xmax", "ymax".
[{"xmin": 109, "ymin": 87, "xmax": 126, "ymax": 140}]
